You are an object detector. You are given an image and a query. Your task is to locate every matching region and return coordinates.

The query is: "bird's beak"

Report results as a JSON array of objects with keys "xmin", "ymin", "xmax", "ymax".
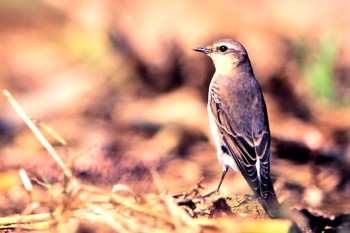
[{"xmin": 193, "ymin": 47, "xmax": 211, "ymax": 54}]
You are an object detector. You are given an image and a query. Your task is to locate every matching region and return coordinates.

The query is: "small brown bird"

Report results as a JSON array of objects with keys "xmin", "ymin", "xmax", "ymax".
[{"xmin": 193, "ymin": 38, "xmax": 280, "ymax": 218}]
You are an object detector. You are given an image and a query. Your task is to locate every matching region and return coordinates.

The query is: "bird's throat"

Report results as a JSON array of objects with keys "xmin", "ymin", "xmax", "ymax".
[{"xmin": 209, "ymin": 54, "xmax": 238, "ymax": 76}]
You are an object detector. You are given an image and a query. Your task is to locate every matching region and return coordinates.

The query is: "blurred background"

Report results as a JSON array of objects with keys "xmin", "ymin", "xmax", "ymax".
[{"xmin": 0, "ymin": 0, "xmax": 349, "ymax": 216}]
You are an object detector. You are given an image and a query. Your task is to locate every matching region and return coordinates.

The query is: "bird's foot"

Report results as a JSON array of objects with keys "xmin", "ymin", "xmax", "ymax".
[
  {"xmin": 243, "ymin": 193, "xmax": 256, "ymax": 200},
  {"xmin": 199, "ymin": 189, "xmax": 220, "ymax": 199}
]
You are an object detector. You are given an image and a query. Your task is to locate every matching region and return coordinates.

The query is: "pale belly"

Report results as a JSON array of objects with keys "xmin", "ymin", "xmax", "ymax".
[{"xmin": 207, "ymin": 105, "xmax": 239, "ymax": 172}]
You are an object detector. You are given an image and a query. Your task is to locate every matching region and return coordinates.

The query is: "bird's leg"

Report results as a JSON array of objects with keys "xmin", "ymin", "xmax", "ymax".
[
  {"xmin": 216, "ymin": 166, "xmax": 228, "ymax": 191},
  {"xmin": 200, "ymin": 166, "xmax": 229, "ymax": 198}
]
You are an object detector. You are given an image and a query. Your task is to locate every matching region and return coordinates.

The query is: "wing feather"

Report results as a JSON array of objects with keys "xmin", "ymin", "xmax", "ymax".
[{"xmin": 209, "ymin": 83, "xmax": 272, "ymax": 197}]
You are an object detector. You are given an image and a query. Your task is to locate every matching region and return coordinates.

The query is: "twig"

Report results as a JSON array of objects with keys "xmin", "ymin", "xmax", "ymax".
[{"xmin": 3, "ymin": 90, "xmax": 72, "ymax": 178}]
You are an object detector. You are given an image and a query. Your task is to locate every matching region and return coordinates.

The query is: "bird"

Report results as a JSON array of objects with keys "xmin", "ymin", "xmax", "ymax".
[{"xmin": 193, "ymin": 38, "xmax": 280, "ymax": 218}]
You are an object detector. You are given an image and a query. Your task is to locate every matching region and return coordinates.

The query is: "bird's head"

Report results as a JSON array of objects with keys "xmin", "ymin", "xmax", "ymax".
[{"xmin": 193, "ymin": 38, "xmax": 249, "ymax": 74}]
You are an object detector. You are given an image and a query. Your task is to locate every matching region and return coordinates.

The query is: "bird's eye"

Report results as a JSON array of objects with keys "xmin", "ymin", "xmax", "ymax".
[{"xmin": 218, "ymin": 45, "xmax": 228, "ymax": 52}]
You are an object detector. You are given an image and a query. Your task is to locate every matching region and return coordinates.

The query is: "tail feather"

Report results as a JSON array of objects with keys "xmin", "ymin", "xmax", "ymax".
[
  {"xmin": 247, "ymin": 172, "xmax": 280, "ymax": 218},
  {"xmin": 258, "ymin": 191, "xmax": 280, "ymax": 218}
]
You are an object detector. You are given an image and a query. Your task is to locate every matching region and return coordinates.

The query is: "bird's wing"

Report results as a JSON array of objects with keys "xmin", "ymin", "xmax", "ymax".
[{"xmin": 209, "ymin": 92, "xmax": 271, "ymax": 197}]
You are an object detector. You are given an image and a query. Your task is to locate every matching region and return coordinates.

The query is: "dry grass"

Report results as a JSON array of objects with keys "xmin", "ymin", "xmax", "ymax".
[{"xmin": 0, "ymin": 90, "xmax": 294, "ymax": 232}]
